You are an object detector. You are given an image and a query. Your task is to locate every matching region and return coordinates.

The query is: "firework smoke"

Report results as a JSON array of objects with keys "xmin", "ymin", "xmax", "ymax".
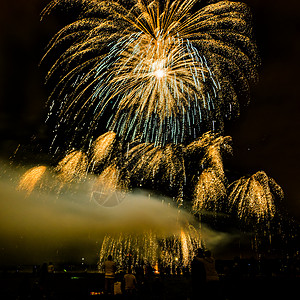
[{"xmin": 1, "ymin": 162, "xmax": 235, "ymax": 265}]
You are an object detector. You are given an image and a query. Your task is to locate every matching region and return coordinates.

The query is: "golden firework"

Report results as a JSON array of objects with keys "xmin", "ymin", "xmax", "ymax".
[
  {"xmin": 98, "ymin": 224, "xmax": 203, "ymax": 269},
  {"xmin": 125, "ymin": 142, "xmax": 185, "ymax": 187},
  {"xmin": 42, "ymin": 0, "xmax": 259, "ymax": 146},
  {"xmin": 193, "ymin": 167, "xmax": 227, "ymax": 213},
  {"xmin": 91, "ymin": 131, "xmax": 116, "ymax": 167},
  {"xmin": 186, "ymin": 131, "xmax": 232, "ymax": 177},
  {"xmin": 96, "ymin": 164, "xmax": 127, "ymax": 193},
  {"xmin": 56, "ymin": 150, "xmax": 88, "ymax": 183},
  {"xmin": 228, "ymin": 171, "xmax": 284, "ymax": 222},
  {"xmin": 92, "ymin": 163, "xmax": 128, "ymax": 206},
  {"xmin": 18, "ymin": 166, "xmax": 47, "ymax": 196}
]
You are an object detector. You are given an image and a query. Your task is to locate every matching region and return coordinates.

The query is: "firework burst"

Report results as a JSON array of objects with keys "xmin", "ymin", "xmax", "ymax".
[
  {"xmin": 98, "ymin": 224, "xmax": 204, "ymax": 270},
  {"xmin": 90, "ymin": 131, "xmax": 116, "ymax": 168},
  {"xmin": 186, "ymin": 131, "xmax": 232, "ymax": 175},
  {"xmin": 42, "ymin": 0, "xmax": 259, "ymax": 147},
  {"xmin": 92, "ymin": 163, "xmax": 128, "ymax": 206},
  {"xmin": 192, "ymin": 167, "xmax": 227, "ymax": 212},
  {"xmin": 228, "ymin": 171, "xmax": 284, "ymax": 222},
  {"xmin": 55, "ymin": 150, "xmax": 88, "ymax": 183},
  {"xmin": 18, "ymin": 166, "xmax": 48, "ymax": 196},
  {"xmin": 123, "ymin": 142, "xmax": 185, "ymax": 199},
  {"xmin": 11, "ymin": 2, "xmax": 287, "ymax": 271}
]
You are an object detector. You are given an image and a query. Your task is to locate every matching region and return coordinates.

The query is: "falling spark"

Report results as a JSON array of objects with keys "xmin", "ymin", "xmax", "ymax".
[
  {"xmin": 193, "ymin": 167, "xmax": 227, "ymax": 213},
  {"xmin": 228, "ymin": 171, "xmax": 284, "ymax": 222},
  {"xmin": 124, "ymin": 142, "xmax": 185, "ymax": 189},
  {"xmin": 56, "ymin": 150, "xmax": 88, "ymax": 183},
  {"xmin": 98, "ymin": 225, "xmax": 203, "ymax": 270},
  {"xmin": 41, "ymin": 0, "xmax": 259, "ymax": 147},
  {"xmin": 94, "ymin": 164, "xmax": 127, "ymax": 194},
  {"xmin": 180, "ymin": 228, "xmax": 189, "ymax": 267},
  {"xmin": 91, "ymin": 162, "xmax": 128, "ymax": 206},
  {"xmin": 91, "ymin": 131, "xmax": 116, "ymax": 167},
  {"xmin": 18, "ymin": 166, "xmax": 47, "ymax": 196},
  {"xmin": 186, "ymin": 131, "xmax": 232, "ymax": 177},
  {"xmin": 99, "ymin": 231, "xmax": 159, "ymax": 269}
]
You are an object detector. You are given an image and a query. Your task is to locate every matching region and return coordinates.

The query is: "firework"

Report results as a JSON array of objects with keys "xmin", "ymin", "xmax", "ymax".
[
  {"xmin": 18, "ymin": 166, "xmax": 47, "ymax": 196},
  {"xmin": 123, "ymin": 142, "xmax": 185, "ymax": 198},
  {"xmin": 91, "ymin": 162, "xmax": 128, "ymax": 206},
  {"xmin": 228, "ymin": 171, "xmax": 284, "ymax": 222},
  {"xmin": 90, "ymin": 131, "xmax": 116, "ymax": 168},
  {"xmin": 98, "ymin": 224, "xmax": 203, "ymax": 270},
  {"xmin": 96, "ymin": 164, "xmax": 121, "ymax": 192},
  {"xmin": 56, "ymin": 150, "xmax": 88, "ymax": 183},
  {"xmin": 42, "ymin": 0, "xmax": 259, "ymax": 147},
  {"xmin": 96, "ymin": 163, "xmax": 127, "ymax": 191},
  {"xmin": 99, "ymin": 231, "xmax": 159, "ymax": 269},
  {"xmin": 186, "ymin": 131, "xmax": 232, "ymax": 176},
  {"xmin": 192, "ymin": 167, "xmax": 227, "ymax": 212},
  {"xmin": 180, "ymin": 229, "xmax": 190, "ymax": 266},
  {"xmin": 11, "ymin": 2, "xmax": 288, "ymax": 273},
  {"xmin": 45, "ymin": 131, "xmax": 232, "ymax": 207}
]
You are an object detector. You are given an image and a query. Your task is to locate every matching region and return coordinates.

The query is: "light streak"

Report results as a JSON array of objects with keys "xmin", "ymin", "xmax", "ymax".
[
  {"xmin": 42, "ymin": 0, "xmax": 259, "ymax": 147},
  {"xmin": 228, "ymin": 171, "xmax": 284, "ymax": 222},
  {"xmin": 98, "ymin": 225, "xmax": 203, "ymax": 270}
]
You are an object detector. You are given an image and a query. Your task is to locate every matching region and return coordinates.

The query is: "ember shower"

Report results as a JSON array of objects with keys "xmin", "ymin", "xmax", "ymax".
[
  {"xmin": 17, "ymin": 0, "xmax": 284, "ymax": 267},
  {"xmin": 41, "ymin": 0, "xmax": 259, "ymax": 148}
]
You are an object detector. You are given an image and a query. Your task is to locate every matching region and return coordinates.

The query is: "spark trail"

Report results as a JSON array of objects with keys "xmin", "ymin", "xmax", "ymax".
[
  {"xmin": 42, "ymin": 0, "xmax": 259, "ymax": 148},
  {"xmin": 228, "ymin": 171, "xmax": 284, "ymax": 222}
]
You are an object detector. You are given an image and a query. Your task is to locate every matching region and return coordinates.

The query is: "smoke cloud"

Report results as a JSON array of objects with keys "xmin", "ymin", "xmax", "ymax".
[{"xmin": 0, "ymin": 162, "xmax": 238, "ymax": 266}]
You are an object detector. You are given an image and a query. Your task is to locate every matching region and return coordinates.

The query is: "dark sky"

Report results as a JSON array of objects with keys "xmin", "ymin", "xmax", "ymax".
[{"xmin": 0, "ymin": 0, "xmax": 299, "ymax": 220}]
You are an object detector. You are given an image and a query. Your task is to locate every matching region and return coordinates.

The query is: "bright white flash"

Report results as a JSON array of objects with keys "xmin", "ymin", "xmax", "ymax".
[
  {"xmin": 152, "ymin": 60, "xmax": 166, "ymax": 79},
  {"xmin": 154, "ymin": 68, "xmax": 166, "ymax": 79}
]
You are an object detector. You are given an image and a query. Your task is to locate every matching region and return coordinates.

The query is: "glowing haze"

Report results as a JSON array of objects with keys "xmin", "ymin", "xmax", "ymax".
[{"xmin": 1, "ymin": 164, "xmax": 236, "ymax": 265}]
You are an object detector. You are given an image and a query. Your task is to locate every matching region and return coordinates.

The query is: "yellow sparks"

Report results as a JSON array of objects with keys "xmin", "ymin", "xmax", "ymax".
[
  {"xmin": 18, "ymin": 166, "xmax": 47, "ymax": 196},
  {"xmin": 95, "ymin": 164, "xmax": 122, "ymax": 194},
  {"xmin": 94, "ymin": 162, "xmax": 126, "ymax": 189},
  {"xmin": 42, "ymin": 0, "xmax": 259, "ymax": 146},
  {"xmin": 99, "ymin": 231, "xmax": 159, "ymax": 268},
  {"xmin": 99, "ymin": 225, "xmax": 203, "ymax": 269},
  {"xmin": 180, "ymin": 228, "xmax": 189, "ymax": 267},
  {"xmin": 228, "ymin": 171, "xmax": 284, "ymax": 222},
  {"xmin": 91, "ymin": 131, "xmax": 116, "ymax": 165},
  {"xmin": 193, "ymin": 168, "xmax": 227, "ymax": 213},
  {"xmin": 92, "ymin": 163, "xmax": 128, "ymax": 206},
  {"xmin": 187, "ymin": 131, "xmax": 232, "ymax": 176},
  {"xmin": 56, "ymin": 150, "xmax": 88, "ymax": 183},
  {"xmin": 124, "ymin": 142, "xmax": 185, "ymax": 200}
]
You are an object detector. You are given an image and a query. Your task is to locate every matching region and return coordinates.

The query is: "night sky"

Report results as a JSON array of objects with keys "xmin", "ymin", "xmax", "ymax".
[{"xmin": 0, "ymin": 0, "xmax": 299, "ymax": 220}]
